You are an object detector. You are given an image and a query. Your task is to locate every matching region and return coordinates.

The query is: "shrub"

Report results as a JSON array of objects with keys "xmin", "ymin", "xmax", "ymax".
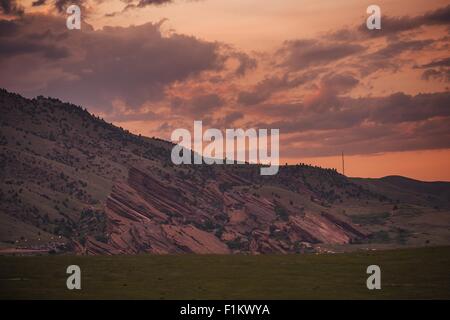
[{"xmin": 274, "ymin": 201, "xmax": 289, "ymax": 221}]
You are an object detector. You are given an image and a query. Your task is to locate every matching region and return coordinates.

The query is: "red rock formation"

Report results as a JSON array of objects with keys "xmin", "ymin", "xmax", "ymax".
[{"xmin": 85, "ymin": 166, "xmax": 367, "ymax": 254}]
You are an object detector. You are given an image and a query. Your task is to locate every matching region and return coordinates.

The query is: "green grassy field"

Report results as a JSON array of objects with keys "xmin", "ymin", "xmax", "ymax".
[{"xmin": 0, "ymin": 246, "xmax": 449, "ymax": 299}]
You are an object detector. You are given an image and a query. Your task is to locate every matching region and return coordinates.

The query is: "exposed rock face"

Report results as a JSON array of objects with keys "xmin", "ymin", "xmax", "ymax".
[
  {"xmin": 86, "ymin": 167, "xmax": 367, "ymax": 254},
  {"xmin": 95, "ymin": 169, "xmax": 231, "ymax": 254}
]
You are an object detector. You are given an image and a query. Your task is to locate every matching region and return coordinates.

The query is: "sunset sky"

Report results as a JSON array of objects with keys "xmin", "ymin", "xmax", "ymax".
[{"xmin": 1, "ymin": 0, "xmax": 449, "ymax": 181}]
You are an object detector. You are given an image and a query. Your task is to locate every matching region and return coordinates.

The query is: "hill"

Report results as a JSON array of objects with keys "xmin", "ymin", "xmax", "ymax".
[{"xmin": 1, "ymin": 88, "xmax": 449, "ymax": 254}]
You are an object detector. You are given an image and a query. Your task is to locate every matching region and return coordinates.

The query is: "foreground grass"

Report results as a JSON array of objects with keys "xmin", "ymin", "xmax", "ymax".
[{"xmin": 0, "ymin": 246, "xmax": 449, "ymax": 299}]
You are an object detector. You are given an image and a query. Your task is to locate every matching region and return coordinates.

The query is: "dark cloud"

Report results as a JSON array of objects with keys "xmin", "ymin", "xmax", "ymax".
[
  {"xmin": 0, "ymin": 15, "xmax": 70, "ymax": 59},
  {"xmin": 0, "ymin": 38, "xmax": 68, "ymax": 59},
  {"xmin": 416, "ymin": 57, "xmax": 450, "ymax": 82},
  {"xmin": 283, "ymin": 91, "xmax": 449, "ymax": 131},
  {"xmin": 350, "ymin": 38, "xmax": 438, "ymax": 77},
  {"xmin": 0, "ymin": 14, "xmax": 228, "ymax": 111},
  {"xmin": 237, "ymin": 70, "xmax": 322, "ymax": 106},
  {"xmin": 253, "ymin": 91, "xmax": 450, "ymax": 157},
  {"xmin": 120, "ymin": 0, "xmax": 174, "ymax": 13},
  {"xmin": 301, "ymin": 73, "xmax": 359, "ymax": 113},
  {"xmin": 277, "ymin": 39, "xmax": 365, "ymax": 71},
  {"xmin": 369, "ymin": 92, "xmax": 450, "ymax": 124},
  {"xmin": 262, "ymin": 107, "xmax": 367, "ymax": 134},
  {"xmin": 232, "ymin": 52, "xmax": 257, "ymax": 76},
  {"xmin": 327, "ymin": 5, "xmax": 450, "ymax": 41},
  {"xmin": 367, "ymin": 39, "xmax": 434, "ymax": 60},
  {"xmin": 171, "ymin": 94, "xmax": 224, "ymax": 116},
  {"xmin": 31, "ymin": 0, "xmax": 90, "ymax": 14},
  {"xmin": 205, "ymin": 111, "xmax": 244, "ymax": 128},
  {"xmin": 106, "ymin": 0, "xmax": 199, "ymax": 17},
  {"xmin": 220, "ymin": 111, "xmax": 243, "ymax": 126},
  {"xmin": 32, "ymin": 0, "xmax": 47, "ymax": 6},
  {"xmin": 320, "ymin": 73, "xmax": 359, "ymax": 94},
  {"xmin": 421, "ymin": 68, "xmax": 450, "ymax": 82},
  {"xmin": 318, "ymin": 6, "xmax": 450, "ymax": 79},
  {"xmin": 54, "ymin": 0, "xmax": 86, "ymax": 13},
  {"xmin": 0, "ymin": 0, "xmax": 24, "ymax": 16},
  {"xmin": 131, "ymin": 0, "xmax": 203, "ymax": 8},
  {"xmin": 420, "ymin": 57, "xmax": 450, "ymax": 68},
  {"xmin": 281, "ymin": 120, "xmax": 450, "ymax": 158},
  {"xmin": 238, "ymin": 75, "xmax": 292, "ymax": 106},
  {"xmin": 368, "ymin": 4, "xmax": 450, "ymax": 34},
  {"xmin": 135, "ymin": 0, "xmax": 175, "ymax": 6}
]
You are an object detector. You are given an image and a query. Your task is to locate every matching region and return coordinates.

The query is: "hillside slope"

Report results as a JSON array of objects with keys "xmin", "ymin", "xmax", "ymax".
[
  {"xmin": 352, "ymin": 176, "xmax": 450, "ymax": 209},
  {"xmin": 1, "ymin": 88, "xmax": 449, "ymax": 254}
]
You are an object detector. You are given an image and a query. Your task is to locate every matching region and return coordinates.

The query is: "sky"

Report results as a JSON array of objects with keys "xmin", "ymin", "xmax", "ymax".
[{"xmin": 1, "ymin": 0, "xmax": 449, "ymax": 181}]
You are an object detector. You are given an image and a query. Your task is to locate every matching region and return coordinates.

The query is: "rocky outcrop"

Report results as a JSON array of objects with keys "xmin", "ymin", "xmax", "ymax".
[{"xmin": 85, "ymin": 166, "xmax": 367, "ymax": 254}]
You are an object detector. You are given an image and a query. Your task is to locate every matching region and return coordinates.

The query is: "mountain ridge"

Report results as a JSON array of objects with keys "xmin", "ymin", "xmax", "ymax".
[{"xmin": 1, "ymin": 88, "xmax": 449, "ymax": 254}]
